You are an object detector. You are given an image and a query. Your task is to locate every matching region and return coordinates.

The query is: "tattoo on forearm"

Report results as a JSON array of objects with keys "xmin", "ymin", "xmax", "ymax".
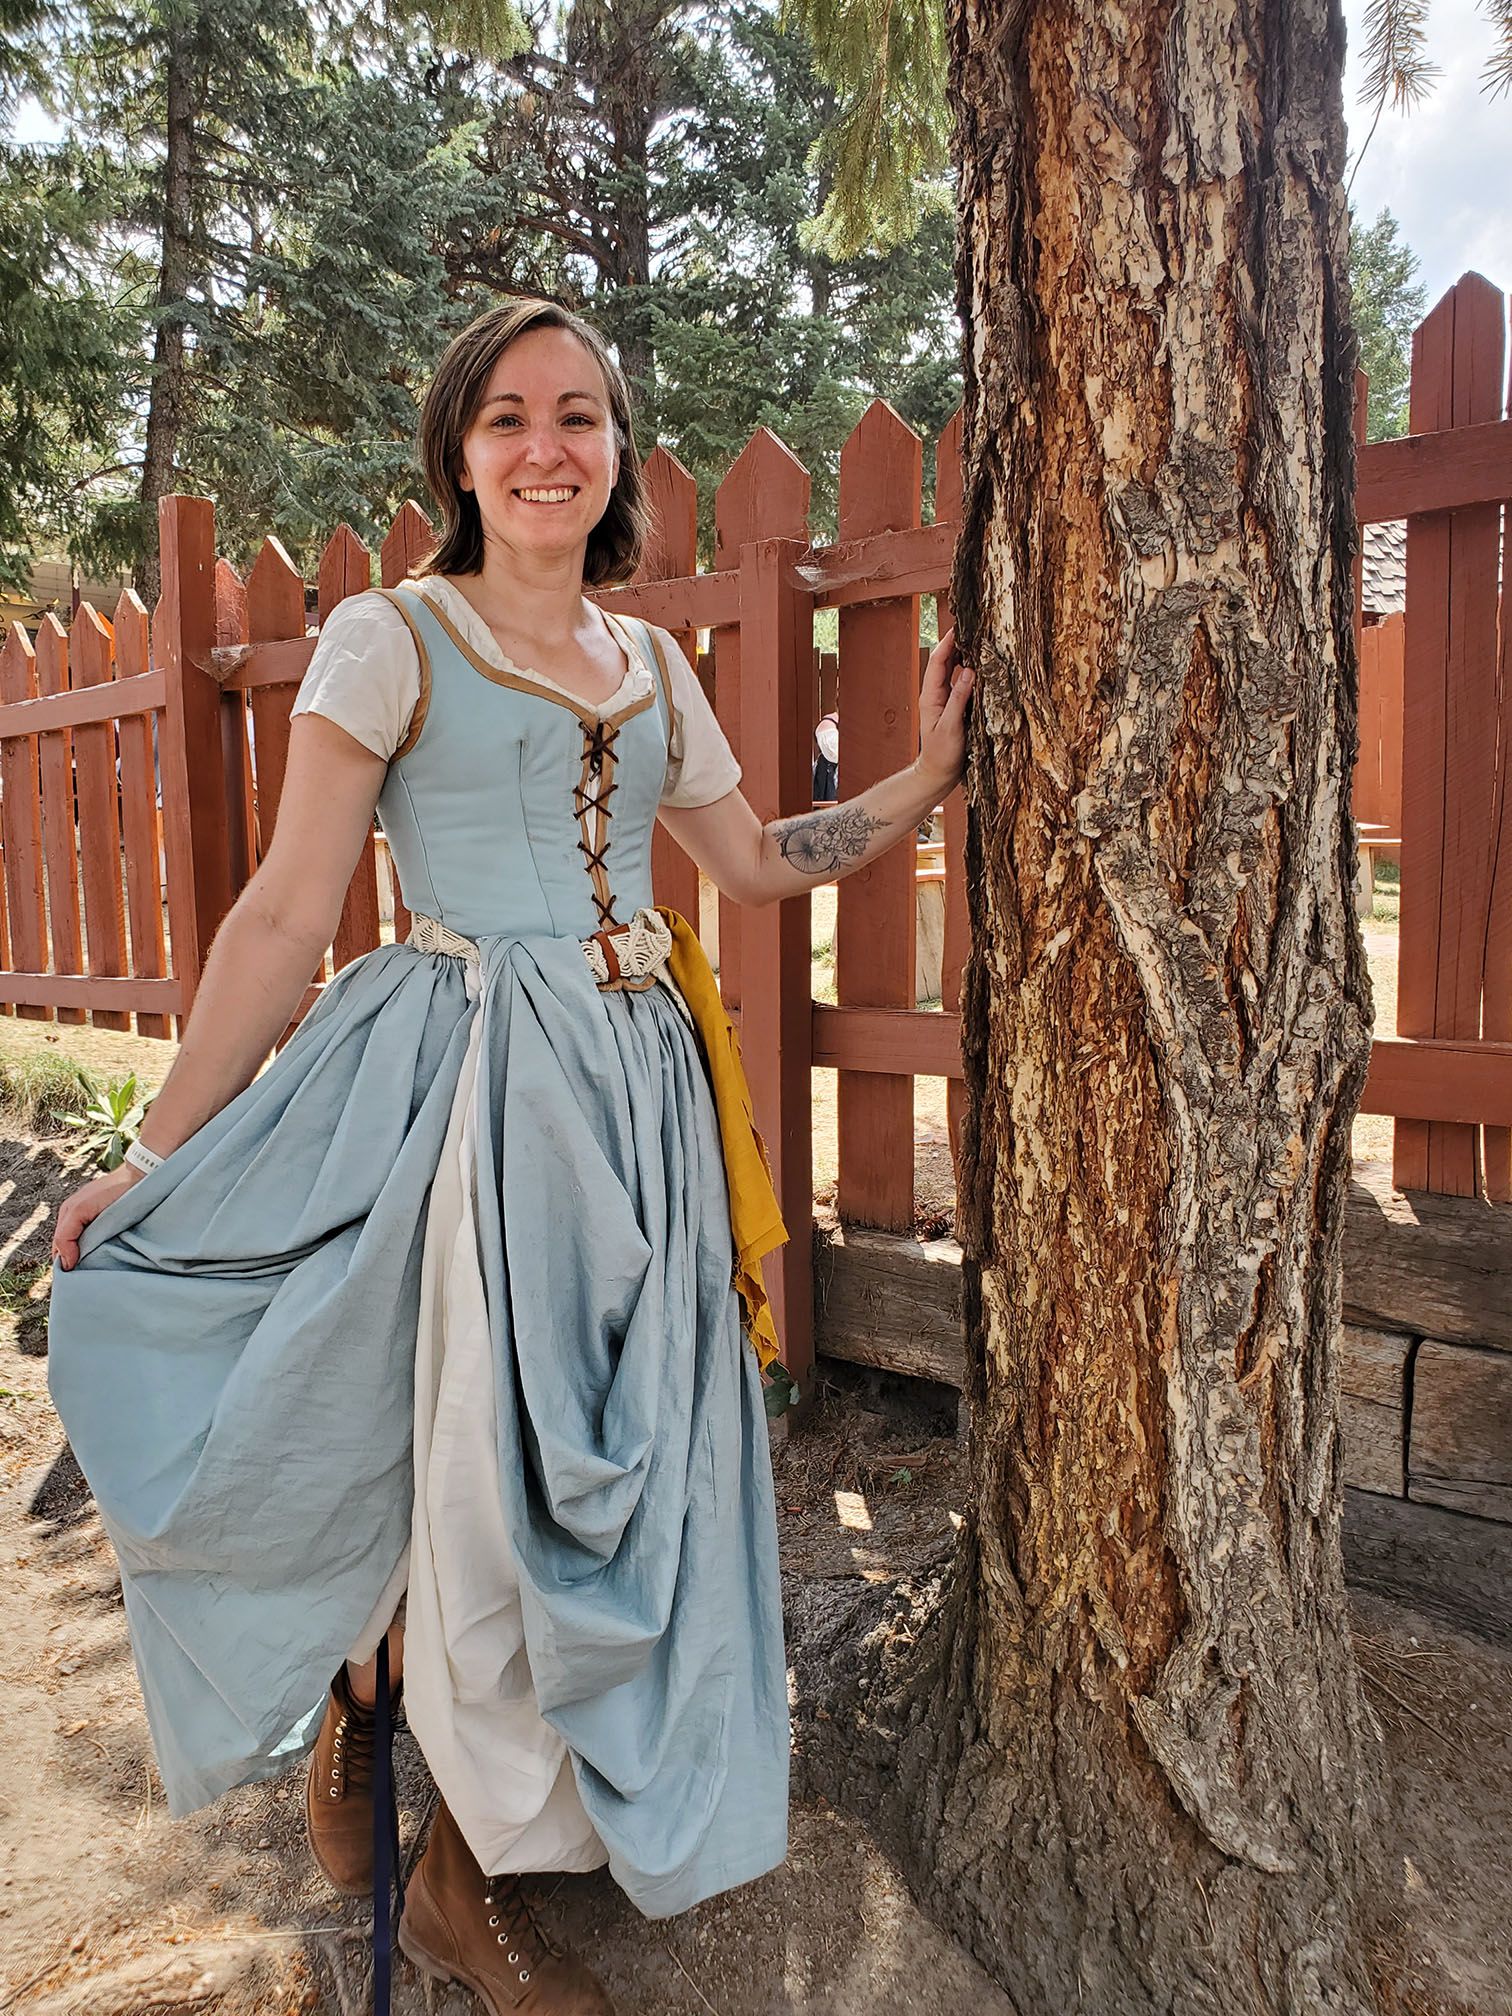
[{"xmin": 773, "ymin": 803, "xmax": 892, "ymax": 876}]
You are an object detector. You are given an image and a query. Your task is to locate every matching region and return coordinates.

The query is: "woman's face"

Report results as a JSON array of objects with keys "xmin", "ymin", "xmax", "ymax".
[{"xmin": 455, "ymin": 325, "xmax": 620, "ymax": 569}]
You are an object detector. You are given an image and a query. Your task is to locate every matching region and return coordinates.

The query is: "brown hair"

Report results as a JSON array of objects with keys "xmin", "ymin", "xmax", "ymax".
[{"xmin": 416, "ymin": 299, "xmax": 650, "ymax": 587}]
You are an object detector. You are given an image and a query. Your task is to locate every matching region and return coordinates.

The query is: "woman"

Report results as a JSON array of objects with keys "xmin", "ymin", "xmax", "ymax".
[{"xmin": 48, "ymin": 298, "xmax": 972, "ymax": 2016}]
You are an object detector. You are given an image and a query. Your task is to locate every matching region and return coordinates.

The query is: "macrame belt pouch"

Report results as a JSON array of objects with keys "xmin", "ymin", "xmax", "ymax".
[{"xmin": 407, "ymin": 907, "xmax": 675, "ymax": 996}]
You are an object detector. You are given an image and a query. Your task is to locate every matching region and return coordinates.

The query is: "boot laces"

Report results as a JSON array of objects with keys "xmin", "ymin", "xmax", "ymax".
[
  {"xmin": 334, "ymin": 1692, "xmax": 377, "ymax": 1792},
  {"xmin": 483, "ymin": 1874, "xmax": 562, "ymax": 1966}
]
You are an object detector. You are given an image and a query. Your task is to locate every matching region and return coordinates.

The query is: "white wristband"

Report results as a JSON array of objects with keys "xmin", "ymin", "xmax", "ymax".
[{"xmin": 124, "ymin": 1139, "xmax": 165, "ymax": 1176}]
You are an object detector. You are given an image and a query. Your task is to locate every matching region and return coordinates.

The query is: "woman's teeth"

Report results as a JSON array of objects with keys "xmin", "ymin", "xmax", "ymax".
[{"xmin": 515, "ymin": 487, "xmax": 578, "ymax": 503}]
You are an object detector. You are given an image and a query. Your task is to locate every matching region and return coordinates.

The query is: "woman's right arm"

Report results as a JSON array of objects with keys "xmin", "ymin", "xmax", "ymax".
[{"xmin": 52, "ymin": 713, "xmax": 388, "ymax": 1267}]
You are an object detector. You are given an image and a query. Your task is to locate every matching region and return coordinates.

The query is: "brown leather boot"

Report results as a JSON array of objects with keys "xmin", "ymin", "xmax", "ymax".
[
  {"xmin": 305, "ymin": 1666, "xmax": 397, "ymax": 1896},
  {"xmin": 398, "ymin": 1800, "xmax": 614, "ymax": 2014}
]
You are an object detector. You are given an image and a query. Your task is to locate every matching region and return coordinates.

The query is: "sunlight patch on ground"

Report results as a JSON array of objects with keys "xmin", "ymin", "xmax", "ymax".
[{"xmin": 833, "ymin": 1489, "xmax": 874, "ymax": 1531}]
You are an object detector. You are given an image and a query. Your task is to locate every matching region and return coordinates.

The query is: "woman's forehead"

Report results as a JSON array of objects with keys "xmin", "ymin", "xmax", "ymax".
[{"xmin": 479, "ymin": 327, "xmax": 608, "ymax": 406}]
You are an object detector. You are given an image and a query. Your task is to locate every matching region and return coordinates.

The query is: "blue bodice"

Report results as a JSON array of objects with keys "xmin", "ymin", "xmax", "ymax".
[{"xmin": 375, "ymin": 591, "xmax": 673, "ymax": 942}]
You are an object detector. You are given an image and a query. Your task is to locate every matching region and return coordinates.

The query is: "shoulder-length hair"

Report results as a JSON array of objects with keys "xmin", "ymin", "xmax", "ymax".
[{"xmin": 416, "ymin": 299, "xmax": 651, "ymax": 588}]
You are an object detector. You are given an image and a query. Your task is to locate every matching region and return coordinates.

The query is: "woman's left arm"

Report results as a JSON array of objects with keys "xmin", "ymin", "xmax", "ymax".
[{"xmin": 657, "ymin": 629, "xmax": 974, "ymax": 909}]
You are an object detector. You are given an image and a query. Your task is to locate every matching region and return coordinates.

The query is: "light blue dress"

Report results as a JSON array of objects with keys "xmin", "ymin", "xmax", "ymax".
[{"xmin": 47, "ymin": 590, "xmax": 790, "ymax": 1917}]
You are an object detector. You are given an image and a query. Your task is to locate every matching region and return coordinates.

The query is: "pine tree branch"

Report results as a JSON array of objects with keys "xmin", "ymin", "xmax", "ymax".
[{"xmin": 1481, "ymin": 0, "xmax": 1512, "ymax": 95}]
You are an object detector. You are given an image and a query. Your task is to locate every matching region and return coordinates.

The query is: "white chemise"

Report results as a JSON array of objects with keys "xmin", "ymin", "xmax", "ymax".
[{"xmin": 290, "ymin": 575, "xmax": 740, "ymax": 805}]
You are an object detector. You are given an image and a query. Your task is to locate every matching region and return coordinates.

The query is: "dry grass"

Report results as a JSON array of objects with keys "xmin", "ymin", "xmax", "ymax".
[{"xmin": 0, "ymin": 1048, "xmax": 95, "ymax": 1135}]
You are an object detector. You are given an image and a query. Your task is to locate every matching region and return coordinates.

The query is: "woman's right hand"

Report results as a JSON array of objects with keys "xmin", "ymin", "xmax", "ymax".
[{"xmin": 52, "ymin": 1164, "xmax": 143, "ymax": 1272}]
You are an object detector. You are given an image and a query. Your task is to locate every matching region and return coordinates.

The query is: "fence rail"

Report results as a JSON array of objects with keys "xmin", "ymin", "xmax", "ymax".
[{"xmin": 3, "ymin": 273, "xmax": 1511, "ymax": 1382}]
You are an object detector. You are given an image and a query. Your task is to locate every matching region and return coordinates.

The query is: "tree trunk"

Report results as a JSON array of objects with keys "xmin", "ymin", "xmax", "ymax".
[
  {"xmin": 137, "ymin": 21, "xmax": 196, "ymax": 610},
  {"xmin": 589, "ymin": 1, "xmax": 663, "ymax": 418},
  {"xmin": 792, "ymin": 3, "xmax": 1388, "ymax": 2010},
  {"xmin": 608, "ymin": 88, "xmax": 654, "ymax": 402}
]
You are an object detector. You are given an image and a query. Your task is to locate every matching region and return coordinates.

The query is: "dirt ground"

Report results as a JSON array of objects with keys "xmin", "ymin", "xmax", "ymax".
[{"xmin": 3, "ymin": 1120, "xmax": 1509, "ymax": 2016}]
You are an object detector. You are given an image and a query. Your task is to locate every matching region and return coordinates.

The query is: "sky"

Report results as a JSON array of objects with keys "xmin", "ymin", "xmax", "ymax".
[
  {"xmin": 10, "ymin": 0, "xmax": 1509, "ymax": 310},
  {"xmin": 1341, "ymin": 0, "xmax": 1512, "ymax": 307}
]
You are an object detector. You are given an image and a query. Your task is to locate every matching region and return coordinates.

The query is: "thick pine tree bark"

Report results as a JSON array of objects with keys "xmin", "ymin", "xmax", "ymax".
[{"xmin": 792, "ymin": 3, "xmax": 1386, "ymax": 2010}]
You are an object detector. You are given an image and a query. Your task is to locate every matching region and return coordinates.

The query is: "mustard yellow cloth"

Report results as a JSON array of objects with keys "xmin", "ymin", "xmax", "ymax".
[{"xmin": 656, "ymin": 907, "xmax": 787, "ymax": 1373}]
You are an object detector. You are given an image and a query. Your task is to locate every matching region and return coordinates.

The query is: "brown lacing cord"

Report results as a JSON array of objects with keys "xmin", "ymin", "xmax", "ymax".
[
  {"xmin": 573, "ymin": 718, "xmax": 623, "ymax": 928},
  {"xmin": 484, "ymin": 1874, "xmax": 562, "ymax": 1965},
  {"xmin": 336, "ymin": 1690, "xmax": 378, "ymax": 1792},
  {"xmin": 583, "ymin": 719, "xmax": 616, "ymax": 771}
]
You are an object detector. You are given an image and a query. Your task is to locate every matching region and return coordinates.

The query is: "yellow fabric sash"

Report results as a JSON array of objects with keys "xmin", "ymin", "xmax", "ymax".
[{"xmin": 655, "ymin": 907, "xmax": 787, "ymax": 1373}]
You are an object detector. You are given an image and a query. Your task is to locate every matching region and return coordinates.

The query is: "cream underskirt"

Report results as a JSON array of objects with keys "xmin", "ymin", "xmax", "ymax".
[{"xmin": 346, "ymin": 961, "xmax": 609, "ymax": 1877}]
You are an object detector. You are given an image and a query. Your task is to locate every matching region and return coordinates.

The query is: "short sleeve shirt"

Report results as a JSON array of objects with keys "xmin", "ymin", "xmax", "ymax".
[{"xmin": 289, "ymin": 576, "xmax": 740, "ymax": 809}]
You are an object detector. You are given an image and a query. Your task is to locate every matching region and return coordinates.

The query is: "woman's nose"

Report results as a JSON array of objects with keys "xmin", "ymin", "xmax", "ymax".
[{"xmin": 520, "ymin": 428, "xmax": 561, "ymax": 467}]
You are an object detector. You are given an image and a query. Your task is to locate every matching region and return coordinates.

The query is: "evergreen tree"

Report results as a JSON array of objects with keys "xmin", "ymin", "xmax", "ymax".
[
  {"xmin": 0, "ymin": 135, "xmax": 136, "ymax": 593},
  {"xmin": 3, "ymin": 0, "xmax": 960, "ymax": 589},
  {"xmin": 53, "ymin": 0, "xmax": 324, "ymax": 598},
  {"xmin": 648, "ymin": 2, "xmax": 959, "ymax": 540},
  {"xmin": 1348, "ymin": 207, "xmax": 1426, "ymax": 442}
]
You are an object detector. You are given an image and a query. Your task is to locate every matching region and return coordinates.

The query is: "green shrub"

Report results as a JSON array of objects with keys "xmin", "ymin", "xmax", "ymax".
[{"xmin": 62, "ymin": 1073, "xmax": 145, "ymax": 1170}]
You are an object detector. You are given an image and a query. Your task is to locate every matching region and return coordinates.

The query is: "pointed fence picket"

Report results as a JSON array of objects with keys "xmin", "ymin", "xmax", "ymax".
[
  {"xmin": 34, "ymin": 617, "xmax": 85, "ymax": 1027},
  {"xmin": 835, "ymin": 400, "xmax": 923, "ymax": 1233},
  {"xmin": 0, "ymin": 624, "xmax": 49, "ymax": 1020},
  {"xmin": 639, "ymin": 445, "xmax": 703, "ymax": 926},
  {"xmin": 246, "ymin": 536, "xmax": 305, "ymax": 867},
  {"xmin": 1385, "ymin": 275, "xmax": 1512, "ymax": 1199},
  {"xmin": 113, "ymin": 593, "xmax": 170, "ymax": 1040}
]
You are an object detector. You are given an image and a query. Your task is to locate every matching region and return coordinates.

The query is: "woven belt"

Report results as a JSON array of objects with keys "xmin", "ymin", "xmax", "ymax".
[
  {"xmin": 408, "ymin": 914, "xmax": 480, "ymax": 961},
  {"xmin": 408, "ymin": 908, "xmax": 676, "ymax": 997}
]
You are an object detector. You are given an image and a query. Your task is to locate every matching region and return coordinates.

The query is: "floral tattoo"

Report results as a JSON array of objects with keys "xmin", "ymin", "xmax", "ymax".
[{"xmin": 773, "ymin": 804, "xmax": 891, "ymax": 876}]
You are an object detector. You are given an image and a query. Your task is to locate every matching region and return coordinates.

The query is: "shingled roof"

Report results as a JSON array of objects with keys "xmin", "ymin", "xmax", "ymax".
[{"xmin": 1361, "ymin": 520, "xmax": 1405, "ymax": 617}]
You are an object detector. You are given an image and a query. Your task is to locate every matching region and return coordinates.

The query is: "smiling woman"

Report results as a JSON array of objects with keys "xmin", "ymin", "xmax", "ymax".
[{"xmin": 45, "ymin": 294, "xmax": 972, "ymax": 2016}]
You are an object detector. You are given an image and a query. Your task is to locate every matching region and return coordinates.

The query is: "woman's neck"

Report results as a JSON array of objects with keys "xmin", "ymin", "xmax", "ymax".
[{"xmin": 450, "ymin": 543, "xmax": 592, "ymax": 652}]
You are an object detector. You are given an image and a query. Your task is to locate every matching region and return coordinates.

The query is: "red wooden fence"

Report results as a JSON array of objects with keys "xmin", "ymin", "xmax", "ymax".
[
  {"xmin": 1355, "ymin": 614, "xmax": 1404, "ymax": 838},
  {"xmin": 3, "ymin": 272, "xmax": 1511, "ymax": 1387}
]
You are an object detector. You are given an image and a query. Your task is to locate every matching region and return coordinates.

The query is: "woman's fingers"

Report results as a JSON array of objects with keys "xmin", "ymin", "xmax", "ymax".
[
  {"xmin": 52, "ymin": 1197, "xmax": 83, "ymax": 1272},
  {"xmin": 51, "ymin": 1172, "xmax": 133, "ymax": 1272},
  {"xmin": 922, "ymin": 627, "xmax": 957, "ymax": 702},
  {"xmin": 946, "ymin": 665, "xmax": 974, "ymax": 716}
]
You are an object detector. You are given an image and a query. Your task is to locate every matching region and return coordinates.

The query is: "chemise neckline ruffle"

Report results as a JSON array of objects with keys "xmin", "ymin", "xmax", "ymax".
[{"xmin": 406, "ymin": 576, "xmax": 656, "ymax": 720}]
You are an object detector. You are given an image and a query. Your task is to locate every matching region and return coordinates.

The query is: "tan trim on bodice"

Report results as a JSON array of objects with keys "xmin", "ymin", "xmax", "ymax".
[
  {"xmin": 402, "ymin": 590, "xmax": 659, "ymax": 731},
  {"xmin": 372, "ymin": 588, "xmax": 433, "ymax": 759}
]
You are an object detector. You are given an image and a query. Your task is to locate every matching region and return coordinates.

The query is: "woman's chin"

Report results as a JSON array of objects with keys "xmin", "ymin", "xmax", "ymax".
[{"xmin": 488, "ymin": 512, "xmax": 593, "ymax": 560}]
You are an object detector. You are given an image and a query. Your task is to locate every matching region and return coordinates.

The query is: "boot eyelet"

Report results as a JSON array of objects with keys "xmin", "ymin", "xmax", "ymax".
[
  {"xmin": 488, "ymin": 1915, "xmax": 498, "ymax": 1927},
  {"xmin": 519, "ymin": 1970, "xmax": 530, "ymax": 1983},
  {"xmin": 497, "ymin": 1933, "xmax": 508, "ymax": 1945},
  {"xmin": 507, "ymin": 1951, "xmax": 519, "ymax": 1963}
]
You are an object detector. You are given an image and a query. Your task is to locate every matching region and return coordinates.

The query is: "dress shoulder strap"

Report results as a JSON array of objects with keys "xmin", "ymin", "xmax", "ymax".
[
  {"xmin": 371, "ymin": 587, "xmax": 433, "ymax": 760},
  {"xmin": 631, "ymin": 618, "xmax": 678, "ymax": 766}
]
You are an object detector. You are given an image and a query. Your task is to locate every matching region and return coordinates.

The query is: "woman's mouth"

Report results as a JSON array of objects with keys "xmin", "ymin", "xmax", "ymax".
[{"xmin": 513, "ymin": 486, "xmax": 580, "ymax": 506}]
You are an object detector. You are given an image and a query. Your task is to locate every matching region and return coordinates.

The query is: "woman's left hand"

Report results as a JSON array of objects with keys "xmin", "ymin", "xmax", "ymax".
[{"xmin": 916, "ymin": 626, "xmax": 974, "ymax": 796}]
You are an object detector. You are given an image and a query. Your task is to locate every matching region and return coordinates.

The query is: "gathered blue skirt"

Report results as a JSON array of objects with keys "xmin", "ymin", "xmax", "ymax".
[{"xmin": 47, "ymin": 933, "xmax": 790, "ymax": 1916}]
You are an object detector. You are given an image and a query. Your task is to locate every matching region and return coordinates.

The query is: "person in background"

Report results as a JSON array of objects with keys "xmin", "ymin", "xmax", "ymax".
[{"xmin": 812, "ymin": 706, "xmax": 839, "ymax": 801}]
